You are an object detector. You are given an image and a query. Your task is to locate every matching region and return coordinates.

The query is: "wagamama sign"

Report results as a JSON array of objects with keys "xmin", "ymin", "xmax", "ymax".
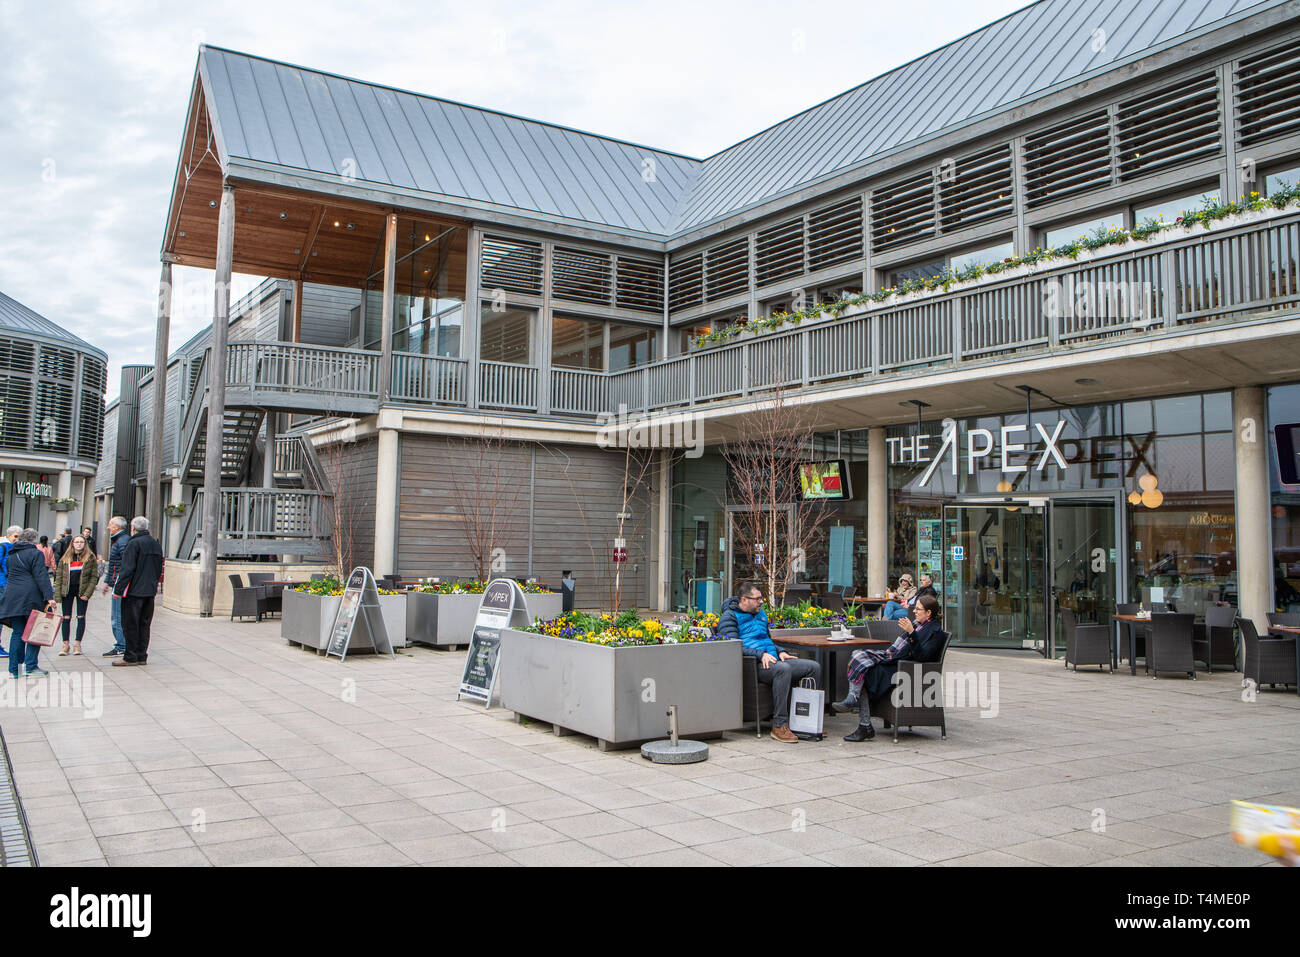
[{"xmin": 889, "ymin": 417, "xmax": 1068, "ymax": 487}]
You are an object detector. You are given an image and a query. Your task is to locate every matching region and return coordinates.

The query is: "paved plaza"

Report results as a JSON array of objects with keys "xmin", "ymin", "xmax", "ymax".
[{"xmin": 2, "ymin": 599, "xmax": 1297, "ymax": 867}]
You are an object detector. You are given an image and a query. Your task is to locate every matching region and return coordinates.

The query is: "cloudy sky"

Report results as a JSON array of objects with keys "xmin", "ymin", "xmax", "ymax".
[{"xmin": 0, "ymin": 0, "xmax": 1028, "ymax": 398}]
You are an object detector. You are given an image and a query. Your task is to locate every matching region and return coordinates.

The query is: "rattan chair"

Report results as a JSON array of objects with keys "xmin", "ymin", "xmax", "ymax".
[
  {"xmin": 866, "ymin": 619, "xmax": 901, "ymax": 641},
  {"xmin": 228, "ymin": 574, "xmax": 265, "ymax": 622},
  {"xmin": 869, "ymin": 633, "xmax": 951, "ymax": 743},
  {"xmin": 782, "ymin": 584, "xmax": 812, "ymax": 606},
  {"xmin": 1149, "ymin": 612, "xmax": 1196, "ymax": 679},
  {"xmin": 1193, "ymin": 604, "xmax": 1237, "ymax": 673},
  {"xmin": 815, "ymin": 592, "xmax": 845, "ymax": 613},
  {"xmin": 247, "ymin": 572, "xmax": 281, "ymax": 618},
  {"xmin": 1061, "ymin": 608, "xmax": 1111, "ymax": 672},
  {"xmin": 740, "ymin": 655, "xmax": 775, "ymax": 738},
  {"xmin": 1115, "ymin": 602, "xmax": 1146, "ymax": 668},
  {"xmin": 1266, "ymin": 611, "xmax": 1300, "ymax": 630},
  {"xmin": 1239, "ymin": 618, "xmax": 1299, "ymax": 690}
]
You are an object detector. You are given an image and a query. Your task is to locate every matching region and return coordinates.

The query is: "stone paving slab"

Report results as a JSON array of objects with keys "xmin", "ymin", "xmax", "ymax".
[{"xmin": 0, "ymin": 598, "xmax": 1296, "ymax": 866}]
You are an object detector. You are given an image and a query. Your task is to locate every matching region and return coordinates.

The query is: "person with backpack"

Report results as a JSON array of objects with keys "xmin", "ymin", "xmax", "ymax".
[{"xmin": 0, "ymin": 528, "xmax": 58, "ymax": 678}]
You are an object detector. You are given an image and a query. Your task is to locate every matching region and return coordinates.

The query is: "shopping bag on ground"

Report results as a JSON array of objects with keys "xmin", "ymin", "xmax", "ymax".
[
  {"xmin": 21, "ymin": 609, "xmax": 61, "ymax": 647},
  {"xmin": 789, "ymin": 677, "xmax": 824, "ymax": 735}
]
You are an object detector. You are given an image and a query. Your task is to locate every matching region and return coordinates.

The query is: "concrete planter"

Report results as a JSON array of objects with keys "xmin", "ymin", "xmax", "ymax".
[
  {"xmin": 497, "ymin": 629, "xmax": 743, "ymax": 750},
  {"xmin": 407, "ymin": 591, "xmax": 562, "ymax": 647},
  {"xmin": 282, "ymin": 589, "xmax": 409, "ymax": 651}
]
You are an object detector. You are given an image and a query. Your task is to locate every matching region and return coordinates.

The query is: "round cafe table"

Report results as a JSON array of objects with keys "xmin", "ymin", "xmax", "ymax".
[{"xmin": 769, "ymin": 632, "xmax": 889, "ymax": 715}]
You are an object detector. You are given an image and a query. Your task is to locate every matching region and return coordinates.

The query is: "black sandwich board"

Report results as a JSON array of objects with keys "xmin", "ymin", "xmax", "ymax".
[
  {"xmin": 325, "ymin": 567, "xmax": 396, "ymax": 662},
  {"xmin": 457, "ymin": 578, "xmax": 530, "ymax": 709}
]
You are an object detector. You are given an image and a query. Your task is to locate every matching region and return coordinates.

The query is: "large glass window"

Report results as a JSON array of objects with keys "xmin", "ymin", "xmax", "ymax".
[
  {"xmin": 480, "ymin": 305, "xmax": 535, "ymax": 365},
  {"xmin": 1264, "ymin": 165, "xmax": 1300, "ymax": 196},
  {"xmin": 1042, "ymin": 213, "xmax": 1124, "ymax": 249},
  {"xmin": 608, "ymin": 323, "xmax": 657, "ymax": 371},
  {"xmin": 1134, "ymin": 188, "xmax": 1218, "ymax": 229},
  {"xmin": 886, "ymin": 242, "xmax": 1013, "ymax": 287},
  {"xmin": 551, "ymin": 314, "xmax": 603, "ymax": 370}
]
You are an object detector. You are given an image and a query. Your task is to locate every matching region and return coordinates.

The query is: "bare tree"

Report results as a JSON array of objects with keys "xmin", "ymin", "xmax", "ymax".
[
  {"xmin": 312, "ymin": 425, "xmax": 367, "ymax": 579},
  {"xmin": 721, "ymin": 381, "xmax": 831, "ymax": 603},
  {"xmin": 447, "ymin": 423, "xmax": 529, "ymax": 581}
]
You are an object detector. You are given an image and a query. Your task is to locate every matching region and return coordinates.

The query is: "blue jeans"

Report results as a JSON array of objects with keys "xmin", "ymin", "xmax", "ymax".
[
  {"xmin": 109, "ymin": 595, "xmax": 125, "ymax": 652},
  {"xmin": 882, "ymin": 600, "xmax": 910, "ymax": 620},
  {"xmin": 6, "ymin": 617, "xmax": 40, "ymax": 676}
]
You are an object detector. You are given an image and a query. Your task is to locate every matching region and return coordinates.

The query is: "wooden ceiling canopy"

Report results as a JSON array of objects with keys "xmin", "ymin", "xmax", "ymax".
[{"xmin": 162, "ymin": 85, "xmax": 468, "ymax": 294}]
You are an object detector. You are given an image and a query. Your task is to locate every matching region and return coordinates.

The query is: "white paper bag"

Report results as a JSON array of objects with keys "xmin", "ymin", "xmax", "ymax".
[{"xmin": 789, "ymin": 677, "xmax": 824, "ymax": 735}]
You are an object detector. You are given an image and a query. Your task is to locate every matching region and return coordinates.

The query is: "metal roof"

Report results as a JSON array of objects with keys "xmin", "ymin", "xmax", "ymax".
[
  {"xmin": 197, "ymin": 0, "xmax": 1281, "ymax": 240},
  {"xmin": 199, "ymin": 46, "xmax": 700, "ymax": 236},
  {"xmin": 0, "ymin": 289, "xmax": 107, "ymax": 358}
]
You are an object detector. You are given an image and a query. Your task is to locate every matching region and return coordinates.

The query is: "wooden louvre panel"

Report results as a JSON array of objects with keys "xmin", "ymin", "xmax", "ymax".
[
  {"xmin": 34, "ymin": 380, "xmax": 73, "ymax": 453},
  {"xmin": 0, "ymin": 337, "xmax": 35, "ymax": 375},
  {"xmin": 480, "ymin": 235, "xmax": 544, "ymax": 295},
  {"xmin": 1115, "ymin": 73, "xmax": 1221, "ymax": 182},
  {"xmin": 668, "ymin": 251, "xmax": 703, "ymax": 311},
  {"xmin": 37, "ymin": 344, "xmax": 76, "ymax": 382},
  {"xmin": 551, "ymin": 246, "xmax": 613, "ymax": 305},
  {"xmin": 938, "ymin": 145, "xmax": 1013, "ymax": 232},
  {"xmin": 871, "ymin": 170, "xmax": 937, "ymax": 251},
  {"xmin": 1236, "ymin": 37, "xmax": 1300, "ymax": 150},
  {"xmin": 0, "ymin": 375, "xmax": 30, "ymax": 451},
  {"xmin": 1023, "ymin": 109, "xmax": 1112, "ymax": 209},
  {"xmin": 807, "ymin": 197, "xmax": 864, "ymax": 271},
  {"xmin": 704, "ymin": 237, "xmax": 750, "ymax": 302},
  {"xmin": 615, "ymin": 256, "xmax": 664, "ymax": 313},
  {"xmin": 755, "ymin": 216, "xmax": 805, "ymax": 287},
  {"xmin": 77, "ymin": 358, "xmax": 106, "ymax": 460}
]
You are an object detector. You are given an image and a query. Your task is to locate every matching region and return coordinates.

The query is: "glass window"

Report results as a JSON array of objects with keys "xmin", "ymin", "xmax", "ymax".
[
  {"xmin": 1265, "ymin": 166, "xmax": 1300, "ymax": 195},
  {"xmin": 950, "ymin": 242, "xmax": 1014, "ymax": 274},
  {"xmin": 609, "ymin": 323, "xmax": 657, "ymax": 371},
  {"xmin": 680, "ymin": 325, "xmax": 711, "ymax": 353},
  {"xmin": 552, "ymin": 314, "xmax": 604, "ymax": 371},
  {"xmin": 1153, "ymin": 395, "xmax": 1202, "ymax": 436},
  {"xmin": 888, "ymin": 258, "xmax": 946, "ymax": 287},
  {"xmin": 815, "ymin": 281, "xmax": 863, "ymax": 304},
  {"xmin": 1203, "ymin": 392, "xmax": 1232, "ymax": 432},
  {"xmin": 479, "ymin": 304, "xmax": 535, "ymax": 365},
  {"xmin": 1133, "ymin": 189, "xmax": 1217, "ymax": 228},
  {"xmin": 1041, "ymin": 213, "xmax": 1124, "ymax": 250}
]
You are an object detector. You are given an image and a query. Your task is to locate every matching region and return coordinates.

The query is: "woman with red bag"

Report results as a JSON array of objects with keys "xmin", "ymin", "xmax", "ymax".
[{"xmin": 0, "ymin": 528, "xmax": 58, "ymax": 678}]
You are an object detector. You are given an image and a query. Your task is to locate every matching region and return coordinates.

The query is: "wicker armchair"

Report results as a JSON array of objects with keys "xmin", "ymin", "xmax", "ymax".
[
  {"xmin": 1115, "ymin": 602, "xmax": 1146, "ymax": 667},
  {"xmin": 866, "ymin": 619, "xmax": 901, "ymax": 640},
  {"xmin": 1193, "ymin": 604, "xmax": 1237, "ymax": 673},
  {"xmin": 1267, "ymin": 612, "xmax": 1300, "ymax": 630},
  {"xmin": 740, "ymin": 655, "xmax": 775, "ymax": 738},
  {"xmin": 869, "ymin": 633, "xmax": 951, "ymax": 743},
  {"xmin": 247, "ymin": 573, "xmax": 281, "ymax": 618},
  {"xmin": 1149, "ymin": 612, "xmax": 1196, "ymax": 679},
  {"xmin": 1061, "ymin": 608, "xmax": 1111, "ymax": 672},
  {"xmin": 228, "ymin": 574, "xmax": 265, "ymax": 622},
  {"xmin": 1239, "ymin": 618, "xmax": 1298, "ymax": 690}
]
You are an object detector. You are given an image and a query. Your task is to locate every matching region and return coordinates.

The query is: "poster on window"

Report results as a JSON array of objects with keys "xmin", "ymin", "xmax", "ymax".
[{"xmin": 916, "ymin": 520, "xmax": 941, "ymax": 580}]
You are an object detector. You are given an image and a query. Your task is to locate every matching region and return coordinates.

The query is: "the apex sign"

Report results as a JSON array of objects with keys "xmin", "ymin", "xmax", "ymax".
[{"xmin": 889, "ymin": 418, "xmax": 1068, "ymax": 487}]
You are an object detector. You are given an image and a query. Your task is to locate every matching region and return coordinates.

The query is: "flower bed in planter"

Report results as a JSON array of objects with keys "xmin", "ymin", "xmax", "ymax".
[
  {"xmin": 406, "ymin": 580, "xmax": 562, "ymax": 647},
  {"xmin": 282, "ymin": 578, "xmax": 409, "ymax": 650},
  {"xmin": 499, "ymin": 610, "xmax": 738, "ymax": 749}
]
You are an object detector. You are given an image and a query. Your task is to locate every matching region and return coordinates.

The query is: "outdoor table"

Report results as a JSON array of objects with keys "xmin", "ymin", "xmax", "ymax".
[
  {"xmin": 1264, "ymin": 624, "xmax": 1300, "ymax": 696},
  {"xmin": 847, "ymin": 596, "xmax": 887, "ymax": 612},
  {"xmin": 1113, "ymin": 613, "xmax": 1150, "ymax": 675},
  {"xmin": 770, "ymin": 632, "xmax": 889, "ymax": 715}
]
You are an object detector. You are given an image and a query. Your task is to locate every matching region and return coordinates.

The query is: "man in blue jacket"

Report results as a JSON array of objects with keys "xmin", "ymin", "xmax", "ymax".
[
  {"xmin": 99, "ymin": 516, "xmax": 129, "ymax": 657},
  {"xmin": 718, "ymin": 582, "xmax": 820, "ymax": 743}
]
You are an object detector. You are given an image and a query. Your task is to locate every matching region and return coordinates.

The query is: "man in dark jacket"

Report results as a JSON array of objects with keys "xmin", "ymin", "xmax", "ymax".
[
  {"xmin": 112, "ymin": 517, "xmax": 163, "ymax": 667},
  {"xmin": 99, "ymin": 517, "xmax": 129, "ymax": 657},
  {"xmin": 718, "ymin": 582, "xmax": 820, "ymax": 743},
  {"xmin": 52, "ymin": 529, "xmax": 73, "ymax": 563},
  {"xmin": 0, "ymin": 529, "xmax": 57, "ymax": 678}
]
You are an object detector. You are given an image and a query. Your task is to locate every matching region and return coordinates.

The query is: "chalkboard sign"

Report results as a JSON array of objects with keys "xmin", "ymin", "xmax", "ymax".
[
  {"xmin": 457, "ymin": 578, "xmax": 530, "ymax": 708},
  {"xmin": 326, "ymin": 567, "xmax": 395, "ymax": 662}
]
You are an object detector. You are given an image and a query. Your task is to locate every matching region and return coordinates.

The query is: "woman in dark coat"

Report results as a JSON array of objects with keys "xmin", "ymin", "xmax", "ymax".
[{"xmin": 0, "ymin": 529, "xmax": 57, "ymax": 678}]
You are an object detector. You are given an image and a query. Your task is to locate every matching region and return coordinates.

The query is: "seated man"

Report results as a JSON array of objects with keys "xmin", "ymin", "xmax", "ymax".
[
  {"xmin": 719, "ymin": 581, "xmax": 821, "ymax": 744},
  {"xmin": 834, "ymin": 594, "xmax": 947, "ymax": 741}
]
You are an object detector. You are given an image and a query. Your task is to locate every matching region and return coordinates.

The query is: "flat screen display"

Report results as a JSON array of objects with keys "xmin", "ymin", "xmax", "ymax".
[{"xmin": 799, "ymin": 460, "xmax": 851, "ymax": 501}]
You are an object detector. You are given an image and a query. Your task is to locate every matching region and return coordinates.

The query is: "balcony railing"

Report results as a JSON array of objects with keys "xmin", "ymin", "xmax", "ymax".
[
  {"xmin": 180, "ymin": 210, "xmax": 1300, "ymax": 423},
  {"xmin": 182, "ymin": 488, "xmax": 332, "ymax": 558}
]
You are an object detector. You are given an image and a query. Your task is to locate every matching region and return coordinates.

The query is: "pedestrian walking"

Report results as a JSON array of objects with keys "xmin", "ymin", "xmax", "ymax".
[
  {"xmin": 55, "ymin": 535, "xmax": 99, "ymax": 657},
  {"xmin": 52, "ymin": 528, "xmax": 73, "ymax": 563},
  {"xmin": 99, "ymin": 517, "xmax": 129, "ymax": 657},
  {"xmin": 0, "ymin": 526, "xmax": 20, "ymax": 661},
  {"xmin": 0, "ymin": 529, "xmax": 58, "ymax": 678},
  {"xmin": 112, "ymin": 517, "xmax": 163, "ymax": 667},
  {"xmin": 37, "ymin": 536, "xmax": 55, "ymax": 573}
]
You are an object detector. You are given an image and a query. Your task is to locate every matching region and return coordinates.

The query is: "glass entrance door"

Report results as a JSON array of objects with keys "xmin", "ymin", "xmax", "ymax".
[
  {"xmin": 943, "ymin": 502, "xmax": 1048, "ymax": 652},
  {"xmin": 726, "ymin": 505, "xmax": 794, "ymax": 599},
  {"xmin": 1050, "ymin": 497, "xmax": 1119, "ymax": 659}
]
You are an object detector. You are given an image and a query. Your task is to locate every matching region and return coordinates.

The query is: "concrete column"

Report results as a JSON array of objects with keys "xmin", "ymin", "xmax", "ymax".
[
  {"xmin": 373, "ymin": 414, "xmax": 400, "ymax": 576},
  {"xmin": 79, "ymin": 475, "xmax": 91, "ymax": 534},
  {"xmin": 146, "ymin": 261, "xmax": 171, "ymax": 533},
  {"xmin": 200, "ymin": 183, "xmax": 235, "ymax": 617},
  {"xmin": 56, "ymin": 469, "xmax": 72, "ymax": 500},
  {"xmin": 167, "ymin": 477, "xmax": 183, "ymax": 558},
  {"xmin": 377, "ymin": 213, "xmax": 397, "ymax": 403},
  {"xmin": 1234, "ymin": 386, "xmax": 1271, "ymax": 630},
  {"xmin": 262, "ymin": 412, "xmax": 277, "ymax": 488},
  {"xmin": 868, "ymin": 426, "xmax": 888, "ymax": 597},
  {"xmin": 655, "ymin": 450, "xmax": 671, "ymax": 612}
]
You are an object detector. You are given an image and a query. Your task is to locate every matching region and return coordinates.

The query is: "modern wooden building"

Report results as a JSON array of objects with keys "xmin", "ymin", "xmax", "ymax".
[{"xmin": 110, "ymin": 0, "xmax": 1300, "ymax": 650}]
